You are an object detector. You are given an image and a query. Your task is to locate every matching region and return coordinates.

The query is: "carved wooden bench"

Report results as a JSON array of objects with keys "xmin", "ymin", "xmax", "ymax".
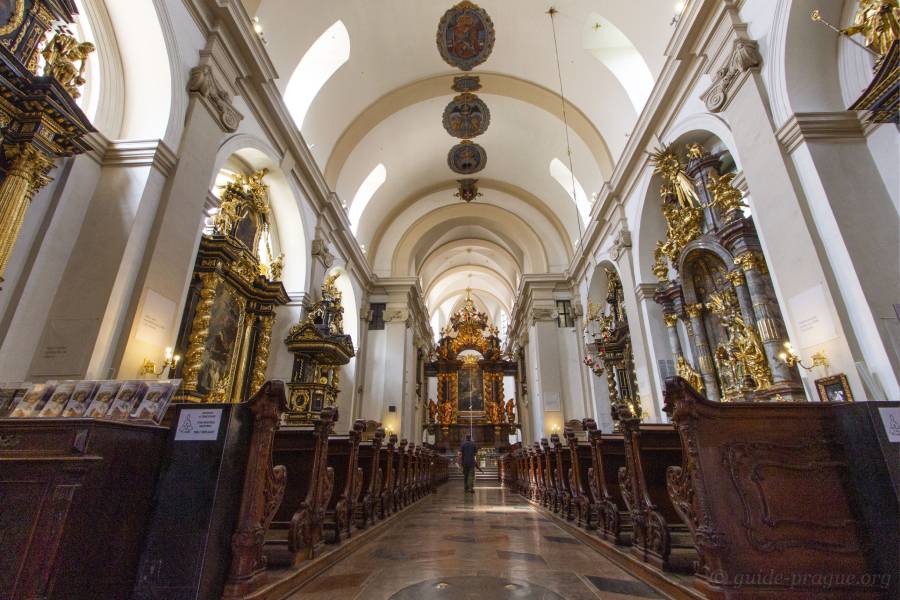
[
  {"xmin": 266, "ymin": 406, "xmax": 336, "ymax": 566},
  {"xmin": 584, "ymin": 420, "xmax": 633, "ymax": 545},
  {"xmin": 665, "ymin": 377, "xmax": 899, "ymax": 599},
  {"xmin": 379, "ymin": 434, "xmax": 397, "ymax": 518},
  {"xmin": 565, "ymin": 426, "xmax": 595, "ymax": 528},
  {"xmin": 354, "ymin": 426, "xmax": 384, "ymax": 529},
  {"xmin": 551, "ymin": 433, "xmax": 572, "ymax": 517},
  {"xmin": 618, "ymin": 415, "xmax": 697, "ymax": 572},
  {"xmin": 323, "ymin": 420, "xmax": 364, "ymax": 544}
]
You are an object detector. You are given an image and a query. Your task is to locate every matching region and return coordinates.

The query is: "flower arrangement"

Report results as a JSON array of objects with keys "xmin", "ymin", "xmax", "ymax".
[{"xmin": 583, "ymin": 353, "xmax": 604, "ymax": 376}]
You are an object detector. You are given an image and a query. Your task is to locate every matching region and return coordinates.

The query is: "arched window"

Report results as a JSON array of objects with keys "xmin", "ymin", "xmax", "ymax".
[
  {"xmin": 583, "ymin": 15, "xmax": 654, "ymax": 112},
  {"xmin": 550, "ymin": 158, "xmax": 591, "ymax": 223},
  {"xmin": 349, "ymin": 163, "xmax": 387, "ymax": 234},
  {"xmin": 284, "ymin": 20, "xmax": 351, "ymax": 130}
]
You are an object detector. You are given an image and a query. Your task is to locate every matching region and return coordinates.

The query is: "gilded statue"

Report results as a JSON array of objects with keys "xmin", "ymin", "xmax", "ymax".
[
  {"xmin": 438, "ymin": 400, "xmax": 455, "ymax": 427},
  {"xmin": 843, "ymin": 0, "xmax": 900, "ymax": 58},
  {"xmin": 706, "ymin": 172, "xmax": 746, "ymax": 216},
  {"xmin": 650, "ymin": 146, "xmax": 703, "ymax": 211},
  {"xmin": 41, "ymin": 30, "xmax": 95, "ymax": 99},
  {"xmin": 428, "ymin": 399, "xmax": 438, "ymax": 424},
  {"xmin": 505, "ymin": 398, "xmax": 516, "ymax": 424},
  {"xmin": 676, "ymin": 356, "xmax": 704, "ymax": 394},
  {"xmin": 486, "ymin": 400, "xmax": 503, "ymax": 425},
  {"xmin": 706, "ymin": 291, "xmax": 773, "ymax": 393}
]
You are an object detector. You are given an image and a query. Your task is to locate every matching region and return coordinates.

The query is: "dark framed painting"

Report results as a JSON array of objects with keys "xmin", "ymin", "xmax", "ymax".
[
  {"xmin": 815, "ymin": 373, "xmax": 854, "ymax": 402},
  {"xmin": 197, "ymin": 281, "xmax": 244, "ymax": 397}
]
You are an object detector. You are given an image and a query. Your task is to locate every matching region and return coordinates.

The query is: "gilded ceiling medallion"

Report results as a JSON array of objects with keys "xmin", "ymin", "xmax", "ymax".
[
  {"xmin": 452, "ymin": 75, "xmax": 482, "ymax": 93},
  {"xmin": 436, "ymin": 1, "xmax": 496, "ymax": 71},
  {"xmin": 442, "ymin": 92, "xmax": 490, "ymax": 138},
  {"xmin": 447, "ymin": 140, "xmax": 487, "ymax": 175},
  {"xmin": 455, "ymin": 178, "xmax": 482, "ymax": 202}
]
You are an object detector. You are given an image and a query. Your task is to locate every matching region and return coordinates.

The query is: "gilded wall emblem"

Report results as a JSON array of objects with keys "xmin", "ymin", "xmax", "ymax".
[
  {"xmin": 447, "ymin": 140, "xmax": 487, "ymax": 174},
  {"xmin": 443, "ymin": 92, "xmax": 490, "ymax": 138},
  {"xmin": 436, "ymin": 1, "xmax": 496, "ymax": 71},
  {"xmin": 452, "ymin": 75, "xmax": 482, "ymax": 93}
]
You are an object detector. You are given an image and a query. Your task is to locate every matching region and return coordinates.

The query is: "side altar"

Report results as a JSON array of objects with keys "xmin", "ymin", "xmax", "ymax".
[{"xmin": 425, "ymin": 293, "xmax": 518, "ymax": 452}]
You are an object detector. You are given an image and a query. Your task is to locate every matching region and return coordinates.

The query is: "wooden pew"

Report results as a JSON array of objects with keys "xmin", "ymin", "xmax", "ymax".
[
  {"xmin": 665, "ymin": 377, "xmax": 899, "ymax": 600},
  {"xmin": 530, "ymin": 442, "xmax": 544, "ymax": 505},
  {"xmin": 584, "ymin": 420, "xmax": 633, "ymax": 545},
  {"xmin": 266, "ymin": 406, "xmax": 336, "ymax": 566},
  {"xmin": 565, "ymin": 426, "xmax": 595, "ymax": 528},
  {"xmin": 323, "ymin": 419, "xmax": 364, "ymax": 544},
  {"xmin": 618, "ymin": 412, "xmax": 696, "ymax": 572},
  {"xmin": 540, "ymin": 438, "xmax": 555, "ymax": 508},
  {"xmin": 525, "ymin": 442, "xmax": 537, "ymax": 502},
  {"xmin": 395, "ymin": 439, "xmax": 408, "ymax": 509},
  {"xmin": 552, "ymin": 433, "xmax": 572, "ymax": 518},
  {"xmin": 354, "ymin": 426, "xmax": 384, "ymax": 529},
  {"xmin": 378, "ymin": 434, "xmax": 397, "ymax": 518}
]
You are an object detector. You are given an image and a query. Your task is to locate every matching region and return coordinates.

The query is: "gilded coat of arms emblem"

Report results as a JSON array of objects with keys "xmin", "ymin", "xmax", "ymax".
[
  {"xmin": 447, "ymin": 140, "xmax": 487, "ymax": 175},
  {"xmin": 442, "ymin": 92, "xmax": 490, "ymax": 138}
]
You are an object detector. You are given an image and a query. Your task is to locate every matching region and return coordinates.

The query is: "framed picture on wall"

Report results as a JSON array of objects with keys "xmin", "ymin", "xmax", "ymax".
[{"xmin": 815, "ymin": 374, "xmax": 854, "ymax": 402}]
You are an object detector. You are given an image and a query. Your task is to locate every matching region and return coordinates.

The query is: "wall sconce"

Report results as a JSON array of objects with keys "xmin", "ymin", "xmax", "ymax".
[
  {"xmin": 140, "ymin": 347, "xmax": 180, "ymax": 378},
  {"xmin": 779, "ymin": 342, "xmax": 828, "ymax": 372}
]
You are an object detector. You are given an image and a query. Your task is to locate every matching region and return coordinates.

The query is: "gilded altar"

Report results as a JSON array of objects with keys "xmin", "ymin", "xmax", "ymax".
[
  {"xmin": 426, "ymin": 291, "xmax": 517, "ymax": 450},
  {"xmin": 650, "ymin": 145, "xmax": 803, "ymax": 402},
  {"xmin": 173, "ymin": 171, "xmax": 288, "ymax": 403}
]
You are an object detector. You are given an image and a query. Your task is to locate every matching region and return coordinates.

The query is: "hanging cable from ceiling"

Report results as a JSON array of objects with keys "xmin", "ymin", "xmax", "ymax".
[{"xmin": 547, "ymin": 6, "xmax": 584, "ymax": 246}]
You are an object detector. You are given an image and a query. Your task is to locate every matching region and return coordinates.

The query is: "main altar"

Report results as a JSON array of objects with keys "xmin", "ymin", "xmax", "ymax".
[{"xmin": 425, "ymin": 293, "xmax": 518, "ymax": 452}]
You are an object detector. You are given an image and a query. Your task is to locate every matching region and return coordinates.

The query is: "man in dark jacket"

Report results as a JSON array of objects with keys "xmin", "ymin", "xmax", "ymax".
[{"xmin": 460, "ymin": 434, "xmax": 478, "ymax": 493}]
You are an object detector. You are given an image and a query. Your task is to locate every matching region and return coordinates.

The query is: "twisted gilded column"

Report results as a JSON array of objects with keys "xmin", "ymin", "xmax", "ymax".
[
  {"xmin": 250, "ymin": 313, "xmax": 276, "ymax": 396},
  {"xmin": 0, "ymin": 143, "xmax": 54, "ymax": 280},
  {"xmin": 685, "ymin": 303, "xmax": 720, "ymax": 401},
  {"xmin": 734, "ymin": 251, "xmax": 792, "ymax": 384},
  {"xmin": 181, "ymin": 272, "xmax": 220, "ymax": 395}
]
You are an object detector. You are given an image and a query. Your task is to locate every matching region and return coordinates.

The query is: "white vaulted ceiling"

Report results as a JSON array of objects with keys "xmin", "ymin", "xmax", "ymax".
[{"xmin": 249, "ymin": 0, "xmax": 678, "ymax": 330}]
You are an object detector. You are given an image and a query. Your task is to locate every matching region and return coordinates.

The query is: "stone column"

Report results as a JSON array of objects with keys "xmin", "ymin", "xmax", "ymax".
[
  {"xmin": 734, "ymin": 251, "xmax": 793, "ymax": 385},
  {"xmin": 663, "ymin": 312, "xmax": 683, "ymax": 358},
  {"xmin": 685, "ymin": 303, "xmax": 720, "ymax": 401}
]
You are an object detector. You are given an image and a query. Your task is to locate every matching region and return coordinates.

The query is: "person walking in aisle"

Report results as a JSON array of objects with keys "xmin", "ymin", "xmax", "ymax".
[{"xmin": 460, "ymin": 434, "xmax": 480, "ymax": 493}]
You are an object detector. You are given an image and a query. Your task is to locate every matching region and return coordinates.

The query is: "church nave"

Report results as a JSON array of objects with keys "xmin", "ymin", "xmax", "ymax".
[{"xmin": 286, "ymin": 480, "xmax": 664, "ymax": 600}]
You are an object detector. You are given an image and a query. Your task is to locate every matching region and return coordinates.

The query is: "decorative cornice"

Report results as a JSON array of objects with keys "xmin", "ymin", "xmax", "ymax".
[
  {"xmin": 634, "ymin": 283, "xmax": 658, "ymax": 303},
  {"xmin": 775, "ymin": 112, "xmax": 865, "ymax": 154},
  {"xmin": 102, "ymin": 139, "xmax": 178, "ymax": 177}
]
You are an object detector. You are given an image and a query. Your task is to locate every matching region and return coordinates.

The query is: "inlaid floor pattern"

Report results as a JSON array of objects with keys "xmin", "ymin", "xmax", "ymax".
[{"xmin": 287, "ymin": 480, "xmax": 665, "ymax": 600}]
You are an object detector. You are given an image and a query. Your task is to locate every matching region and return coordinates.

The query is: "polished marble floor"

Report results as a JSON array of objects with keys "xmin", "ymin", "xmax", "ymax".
[{"xmin": 287, "ymin": 480, "xmax": 665, "ymax": 600}]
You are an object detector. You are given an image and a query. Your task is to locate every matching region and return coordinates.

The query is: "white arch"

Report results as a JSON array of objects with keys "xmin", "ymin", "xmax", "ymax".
[
  {"xmin": 550, "ymin": 158, "xmax": 591, "ymax": 223},
  {"xmin": 210, "ymin": 134, "xmax": 309, "ymax": 294}
]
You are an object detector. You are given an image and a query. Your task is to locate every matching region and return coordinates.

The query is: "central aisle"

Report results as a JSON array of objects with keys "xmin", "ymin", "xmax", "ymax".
[{"xmin": 288, "ymin": 479, "xmax": 664, "ymax": 599}]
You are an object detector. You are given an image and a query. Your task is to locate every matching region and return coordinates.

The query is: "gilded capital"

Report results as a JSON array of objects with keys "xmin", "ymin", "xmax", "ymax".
[
  {"xmin": 663, "ymin": 313, "xmax": 679, "ymax": 328},
  {"xmin": 734, "ymin": 251, "xmax": 768, "ymax": 274},
  {"xmin": 4, "ymin": 143, "xmax": 55, "ymax": 194},
  {"xmin": 725, "ymin": 269, "xmax": 746, "ymax": 287},
  {"xmin": 685, "ymin": 303, "xmax": 704, "ymax": 319}
]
